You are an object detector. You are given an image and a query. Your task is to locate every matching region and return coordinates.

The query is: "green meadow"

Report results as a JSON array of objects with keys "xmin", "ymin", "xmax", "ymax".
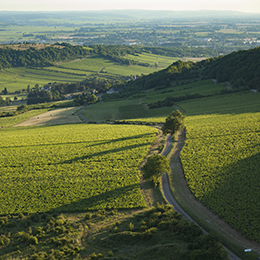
[
  {"xmin": 0, "ymin": 67, "xmax": 85, "ymax": 93},
  {"xmin": 127, "ymin": 53, "xmax": 179, "ymax": 68},
  {"xmin": 81, "ymin": 98, "xmax": 175, "ymax": 122},
  {"xmin": 177, "ymin": 91, "xmax": 260, "ymax": 115},
  {"xmin": 143, "ymin": 79, "xmax": 225, "ymax": 104}
]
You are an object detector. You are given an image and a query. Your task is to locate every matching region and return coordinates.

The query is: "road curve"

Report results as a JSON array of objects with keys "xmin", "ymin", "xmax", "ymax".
[
  {"xmin": 160, "ymin": 133, "xmax": 241, "ymax": 260},
  {"xmin": 77, "ymin": 107, "xmax": 90, "ymax": 122}
]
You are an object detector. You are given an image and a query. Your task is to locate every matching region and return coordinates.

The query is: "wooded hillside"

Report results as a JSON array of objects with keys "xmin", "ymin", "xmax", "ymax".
[
  {"xmin": 104, "ymin": 46, "xmax": 260, "ymax": 103},
  {"xmin": 0, "ymin": 43, "xmax": 90, "ymax": 69}
]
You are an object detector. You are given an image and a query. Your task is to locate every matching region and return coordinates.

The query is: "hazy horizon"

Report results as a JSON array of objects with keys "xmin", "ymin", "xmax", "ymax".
[{"xmin": 1, "ymin": 0, "xmax": 260, "ymax": 14}]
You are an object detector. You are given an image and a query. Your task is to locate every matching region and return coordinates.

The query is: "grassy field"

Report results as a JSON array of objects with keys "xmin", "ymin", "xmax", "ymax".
[
  {"xmin": 1, "ymin": 94, "xmax": 27, "ymax": 101},
  {"xmin": 143, "ymin": 79, "xmax": 225, "ymax": 104},
  {"xmin": 0, "ymin": 124, "xmax": 157, "ymax": 214},
  {"xmin": 178, "ymin": 91, "xmax": 260, "ymax": 115},
  {"xmin": 0, "ymin": 54, "xmax": 172, "ymax": 93},
  {"xmin": 59, "ymin": 54, "xmax": 160, "ymax": 77},
  {"xmin": 81, "ymin": 79, "xmax": 244, "ymax": 123},
  {"xmin": 0, "ymin": 67, "xmax": 86, "ymax": 93},
  {"xmin": 81, "ymin": 98, "xmax": 175, "ymax": 122},
  {"xmin": 127, "ymin": 53, "xmax": 178, "ymax": 68}
]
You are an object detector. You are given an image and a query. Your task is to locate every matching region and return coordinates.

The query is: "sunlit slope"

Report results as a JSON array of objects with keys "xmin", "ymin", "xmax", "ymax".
[
  {"xmin": 0, "ymin": 124, "xmax": 157, "ymax": 214},
  {"xmin": 0, "ymin": 54, "xmax": 171, "ymax": 92},
  {"xmin": 178, "ymin": 92, "xmax": 260, "ymax": 115}
]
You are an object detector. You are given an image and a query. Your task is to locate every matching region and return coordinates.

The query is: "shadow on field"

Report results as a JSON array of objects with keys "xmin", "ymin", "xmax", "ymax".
[
  {"xmin": 63, "ymin": 142, "xmax": 150, "ymax": 163},
  {"xmin": 199, "ymin": 152, "xmax": 260, "ymax": 241},
  {"xmin": 1, "ymin": 132, "xmax": 154, "ymax": 150},
  {"xmin": 85, "ymin": 132, "xmax": 155, "ymax": 148},
  {"xmin": 47, "ymin": 184, "xmax": 142, "ymax": 213}
]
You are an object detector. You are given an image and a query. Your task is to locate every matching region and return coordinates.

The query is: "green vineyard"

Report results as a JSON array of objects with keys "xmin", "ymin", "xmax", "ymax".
[
  {"xmin": 0, "ymin": 124, "xmax": 157, "ymax": 214},
  {"xmin": 181, "ymin": 112, "xmax": 260, "ymax": 241}
]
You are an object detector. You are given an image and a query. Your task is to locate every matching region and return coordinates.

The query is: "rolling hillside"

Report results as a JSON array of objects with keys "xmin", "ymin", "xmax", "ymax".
[{"xmin": 0, "ymin": 45, "xmax": 260, "ymax": 259}]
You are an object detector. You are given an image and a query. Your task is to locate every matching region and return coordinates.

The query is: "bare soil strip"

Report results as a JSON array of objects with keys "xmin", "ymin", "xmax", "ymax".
[
  {"xmin": 13, "ymin": 107, "xmax": 83, "ymax": 127},
  {"xmin": 162, "ymin": 130, "xmax": 260, "ymax": 259}
]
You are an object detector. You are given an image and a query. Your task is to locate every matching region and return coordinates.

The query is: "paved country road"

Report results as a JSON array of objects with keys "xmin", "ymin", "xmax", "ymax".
[
  {"xmin": 160, "ymin": 132, "xmax": 241, "ymax": 260},
  {"xmin": 77, "ymin": 106, "xmax": 90, "ymax": 122}
]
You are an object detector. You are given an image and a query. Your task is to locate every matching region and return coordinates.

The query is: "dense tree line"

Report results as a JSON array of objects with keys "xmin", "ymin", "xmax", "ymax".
[
  {"xmin": 0, "ymin": 95, "xmax": 10, "ymax": 106},
  {"xmin": 201, "ymin": 47, "xmax": 260, "ymax": 91},
  {"xmin": 0, "ymin": 43, "xmax": 90, "ymax": 69},
  {"xmin": 74, "ymin": 93, "xmax": 98, "ymax": 106},
  {"xmin": 27, "ymin": 82, "xmax": 81, "ymax": 104},
  {"xmin": 27, "ymin": 81, "xmax": 100, "ymax": 105}
]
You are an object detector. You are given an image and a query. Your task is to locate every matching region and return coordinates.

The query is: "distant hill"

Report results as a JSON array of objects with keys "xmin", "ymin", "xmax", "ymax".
[
  {"xmin": 0, "ymin": 10, "xmax": 259, "ymax": 24},
  {"xmin": 104, "ymin": 47, "xmax": 260, "ymax": 103}
]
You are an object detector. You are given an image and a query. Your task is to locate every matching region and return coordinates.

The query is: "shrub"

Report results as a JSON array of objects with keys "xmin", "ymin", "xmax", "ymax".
[
  {"xmin": 107, "ymin": 250, "xmax": 114, "ymax": 257},
  {"xmin": 90, "ymin": 252, "xmax": 104, "ymax": 259},
  {"xmin": 84, "ymin": 213, "xmax": 92, "ymax": 220},
  {"xmin": 0, "ymin": 235, "xmax": 10, "ymax": 245},
  {"xmin": 18, "ymin": 213, "xmax": 25, "ymax": 219},
  {"xmin": 142, "ymin": 227, "xmax": 157, "ymax": 239},
  {"xmin": 30, "ymin": 236, "xmax": 38, "ymax": 245},
  {"xmin": 129, "ymin": 222, "xmax": 134, "ymax": 231},
  {"xmin": 113, "ymin": 227, "xmax": 119, "ymax": 233}
]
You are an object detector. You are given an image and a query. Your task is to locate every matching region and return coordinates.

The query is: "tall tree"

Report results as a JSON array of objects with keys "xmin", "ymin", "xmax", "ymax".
[
  {"xmin": 89, "ymin": 94, "xmax": 98, "ymax": 104},
  {"xmin": 35, "ymin": 84, "xmax": 39, "ymax": 92},
  {"xmin": 162, "ymin": 110, "xmax": 184, "ymax": 136},
  {"xmin": 3, "ymin": 87, "xmax": 8, "ymax": 95},
  {"xmin": 143, "ymin": 154, "xmax": 170, "ymax": 186}
]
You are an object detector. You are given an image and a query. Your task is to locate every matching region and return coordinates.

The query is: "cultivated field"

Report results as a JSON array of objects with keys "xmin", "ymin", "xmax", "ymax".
[
  {"xmin": 181, "ymin": 112, "xmax": 260, "ymax": 242},
  {"xmin": 0, "ymin": 109, "xmax": 49, "ymax": 128},
  {"xmin": 14, "ymin": 107, "xmax": 83, "ymax": 126},
  {"xmin": 0, "ymin": 124, "xmax": 157, "ymax": 214},
  {"xmin": 178, "ymin": 91, "xmax": 260, "ymax": 115}
]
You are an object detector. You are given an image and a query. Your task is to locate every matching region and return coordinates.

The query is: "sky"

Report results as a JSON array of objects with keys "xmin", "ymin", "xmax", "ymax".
[{"xmin": 1, "ymin": 0, "xmax": 260, "ymax": 13}]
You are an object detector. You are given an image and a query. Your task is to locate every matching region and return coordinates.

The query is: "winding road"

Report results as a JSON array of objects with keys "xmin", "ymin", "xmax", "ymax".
[
  {"xmin": 77, "ymin": 106, "xmax": 90, "ymax": 122},
  {"xmin": 160, "ymin": 132, "xmax": 241, "ymax": 260}
]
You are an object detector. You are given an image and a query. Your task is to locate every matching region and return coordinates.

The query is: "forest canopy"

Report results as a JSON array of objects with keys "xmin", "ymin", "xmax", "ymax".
[{"xmin": 0, "ymin": 43, "xmax": 90, "ymax": 69}]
